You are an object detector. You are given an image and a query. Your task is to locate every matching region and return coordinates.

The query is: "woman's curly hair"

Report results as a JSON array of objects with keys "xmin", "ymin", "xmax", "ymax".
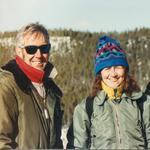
[{"xmin": 90, "ymin": 73, "xmax": 140, "ymax": 97}]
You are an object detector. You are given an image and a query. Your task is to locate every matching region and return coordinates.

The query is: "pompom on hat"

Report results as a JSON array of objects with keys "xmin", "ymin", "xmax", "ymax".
[{"xmin": 95, "ymin": 35, "xmax": 129, "ymax": 75}]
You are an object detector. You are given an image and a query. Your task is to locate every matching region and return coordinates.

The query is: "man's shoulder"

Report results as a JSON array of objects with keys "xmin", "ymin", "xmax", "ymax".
[
  {"xmin": 0, "ymin": 68, "xmax": 14, "ymax": 82},
  {"xmin": 0, "ymin": 68, "xmax": 18, "ymax": 98},
  {"xmin": 0, "ymin": 60, "xmax": 18, "ymax": 82}
]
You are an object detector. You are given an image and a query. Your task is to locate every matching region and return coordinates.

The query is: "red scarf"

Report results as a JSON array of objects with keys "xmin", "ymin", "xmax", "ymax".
[{"xmin": 16, "ymin": 56, "xmax": 44, "ymax": 83}]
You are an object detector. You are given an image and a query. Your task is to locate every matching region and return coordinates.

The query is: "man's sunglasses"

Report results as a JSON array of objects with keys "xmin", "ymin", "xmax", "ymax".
[{"xmin": 20, "ymin": 44, "xmax": 51, "ymax": 54}]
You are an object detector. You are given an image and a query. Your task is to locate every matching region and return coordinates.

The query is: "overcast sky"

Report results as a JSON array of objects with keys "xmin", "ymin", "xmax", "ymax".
[{"xmin": 0, "ymin": 0, "xmax": 150, "ymax": 32}]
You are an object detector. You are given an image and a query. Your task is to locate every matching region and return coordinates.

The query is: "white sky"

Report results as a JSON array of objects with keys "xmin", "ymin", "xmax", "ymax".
[{"xmin": 0, "ymin": 0, "xmax": 150, "ymax": 32}]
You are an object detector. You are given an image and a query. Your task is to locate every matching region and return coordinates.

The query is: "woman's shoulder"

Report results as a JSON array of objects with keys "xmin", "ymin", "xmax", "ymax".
[{"xmin": 75, "ymin": 97, "xmax": 87, "ymax": 111}]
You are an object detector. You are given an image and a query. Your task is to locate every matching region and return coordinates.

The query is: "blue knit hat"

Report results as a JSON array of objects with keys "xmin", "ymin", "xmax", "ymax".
[{"xmin": 95, "ymin": 35, "xmax": 129, "ymax": 75}]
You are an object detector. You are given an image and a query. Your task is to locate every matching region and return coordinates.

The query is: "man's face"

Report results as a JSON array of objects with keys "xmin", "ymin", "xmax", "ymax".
[{"xmin": 18, "ymin": 33, "xmax": 50, "ymax": 71}]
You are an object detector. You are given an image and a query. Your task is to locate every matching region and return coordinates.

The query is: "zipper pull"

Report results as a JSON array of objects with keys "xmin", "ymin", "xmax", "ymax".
[
  {"xmin": 43, "ymin": 99, "xmax": 49, "ymax": 119},
  {"xmin": 114, "ymin": 89, "xmax": 117, "ymax": 98},
  {"xmin": 44, "ymin": 108, "xmax": 49, "ymax": 119}
]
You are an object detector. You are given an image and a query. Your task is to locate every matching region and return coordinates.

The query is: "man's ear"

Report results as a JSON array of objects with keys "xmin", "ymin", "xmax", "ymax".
[{"xmin": 15, "ymin": 47, "xmax": 23, "ymax": 58}]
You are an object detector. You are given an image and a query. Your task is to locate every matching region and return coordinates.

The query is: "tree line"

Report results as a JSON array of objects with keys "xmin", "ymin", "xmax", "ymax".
[{"xmin": 0, "ymin": 27, "xmax": 150, "ymax": 124}]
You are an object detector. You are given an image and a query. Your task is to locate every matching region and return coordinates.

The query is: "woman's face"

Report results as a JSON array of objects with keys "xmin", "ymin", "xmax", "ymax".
[{"xmin": 101, "ymin": 66, "xmax": 126, "ymax": 89}]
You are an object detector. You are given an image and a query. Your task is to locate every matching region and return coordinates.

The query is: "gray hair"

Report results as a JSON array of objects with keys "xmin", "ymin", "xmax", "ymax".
[{"xmin": 16, "ymin": 22, "xmax": 50, "ymax": 47}]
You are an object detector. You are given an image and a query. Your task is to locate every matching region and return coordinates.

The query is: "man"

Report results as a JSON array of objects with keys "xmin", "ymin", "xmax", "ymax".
[{"xmin": 0, "ymin": 22, "xmax": 63, "ymax": 149}]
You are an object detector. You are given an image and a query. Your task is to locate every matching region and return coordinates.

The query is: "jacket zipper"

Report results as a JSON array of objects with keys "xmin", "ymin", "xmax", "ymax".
[
  {"xmin": 111, "ymin": 89, "xmax": 122, "ymax": 148},
  {"xmin": 43, "ymin": 88, "xmax": 50, "ymax": 120},
  {"xmin": 43, "ymin": 98, "xmax": 51, "ymax": 148},
  {"xmin": 113, "ymin": 104, "xmax": 122, "ymax": 148}
]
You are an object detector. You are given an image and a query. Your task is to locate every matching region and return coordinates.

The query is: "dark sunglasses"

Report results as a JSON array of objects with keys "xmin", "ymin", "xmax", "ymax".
[{"xmin": 21, "ymin": 44, "xmax": 51, "ymax": 54}]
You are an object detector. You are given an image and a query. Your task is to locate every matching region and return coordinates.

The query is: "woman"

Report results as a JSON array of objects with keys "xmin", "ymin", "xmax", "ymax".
[{"xmin": 72, "ymin": 35, "xmax": 150, "ymax": 149}]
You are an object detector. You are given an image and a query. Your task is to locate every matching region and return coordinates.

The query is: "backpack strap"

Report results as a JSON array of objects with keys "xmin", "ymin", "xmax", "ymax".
[
  {"xmin": 66, "ymin": 121, "xmax": 74, "ymax": 149},
  {"xmin": 85, "ymin": 96, "xmax": 94, "ymax": 126},
  {"xmin": 136, "ymin": 93, "xmax": 147, "ymax": 148},
  {"xmin": 85, "ymin": 96, "xmax": 94, "ymax": 148},
  {"xmin": 67, "ymin": 96, "xmax": 95, "ymax": 149},
  {"xmin": 145, "ymin": 82, "xmax": 150, "ymax": 96}
]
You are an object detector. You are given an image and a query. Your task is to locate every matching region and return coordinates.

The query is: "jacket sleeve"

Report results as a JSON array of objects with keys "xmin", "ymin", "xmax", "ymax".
[
  {"xmin": 143, "ymin": 94, "xmax": 150, "ymax": 148},
  {"xmin": 0, "ymin": 81, "xmax": 18, "ymax": 149},
  {"xmin": 73, "ymin": 100, "xmax": 90, "ymax": 149}
]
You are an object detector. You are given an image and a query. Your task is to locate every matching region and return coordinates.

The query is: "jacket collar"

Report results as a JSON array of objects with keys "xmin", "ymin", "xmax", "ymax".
[
  {"xmin": 1, "ymin": 59, "xmax": 62, "ymax": 97},
  {"xmin": 2, "ymin": 59, "xmax": 31, "ymax": 93},
  {"xmin": 95, "ymin": 90, "xmax": 107, "ymax": 105},
  {"xmin": 127, "ymin": 91, "xmax": 143, "ymax": 100},
  {"xmin": 95, "ymin": 90, "xmax": 143, "ymax": 105}
]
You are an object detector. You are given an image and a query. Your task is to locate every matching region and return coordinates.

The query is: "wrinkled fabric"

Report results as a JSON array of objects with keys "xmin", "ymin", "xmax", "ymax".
[
  {"xmin": 73, "ymin": 90, "xmax": 150, "ymax": 149},
  {"xmin": 0, "ymin": 60, "xmax": 63, "ymax": 149}
]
